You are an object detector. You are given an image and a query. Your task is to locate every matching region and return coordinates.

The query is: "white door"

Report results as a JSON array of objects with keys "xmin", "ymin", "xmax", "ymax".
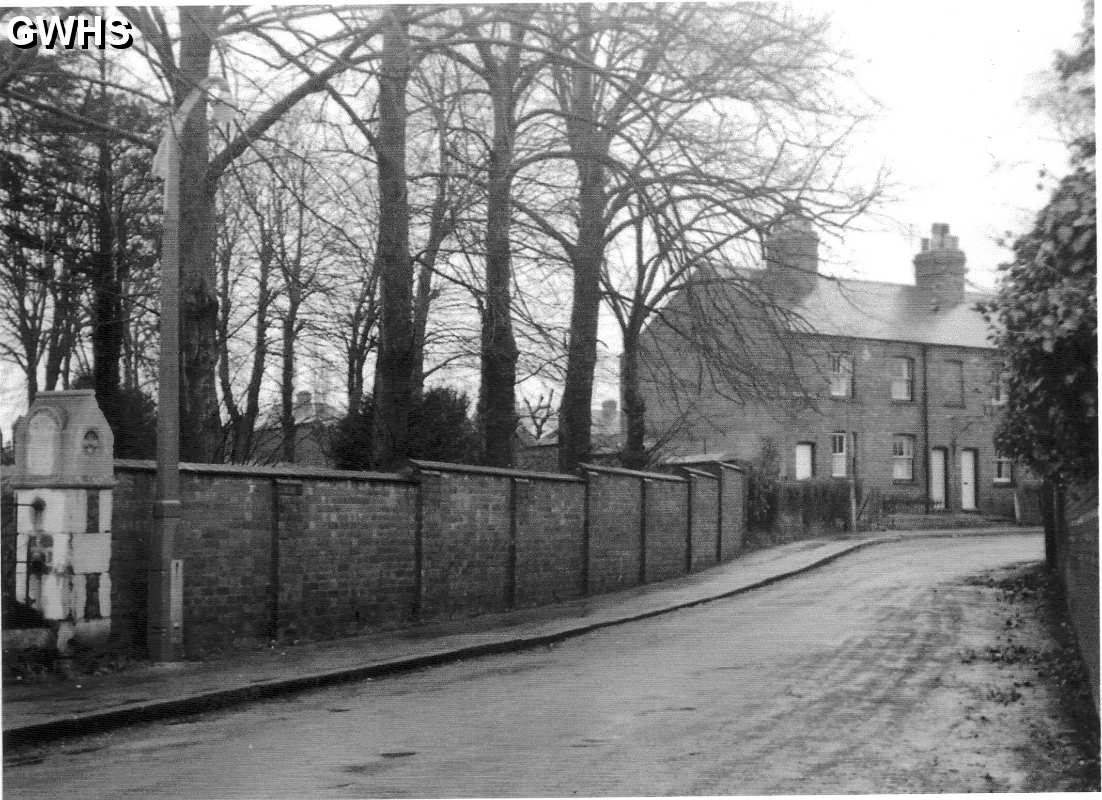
[
  {"xmin": 795, "ymin": 443, "xmax": 814, "ymax": 480},
  {"xmin": 960, "ymin": 449, "xmax": 977, "ymax": 511},
  {"xmin": 930, "ymin": 448, "xmax": 947, "ymax": 510}
]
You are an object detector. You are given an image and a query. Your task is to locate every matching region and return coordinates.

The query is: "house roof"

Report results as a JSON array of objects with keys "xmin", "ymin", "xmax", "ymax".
[
  {"xmin": 783, "ymin": 274, "xmax": 994, "ymax": 349},
  {"xmin": 718, "ymin": 267, "xmax": 995, "ymax": 350}
]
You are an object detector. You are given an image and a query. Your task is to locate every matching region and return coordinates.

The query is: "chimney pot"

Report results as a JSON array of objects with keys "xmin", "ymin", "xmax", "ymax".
[{"xmin": 913, "ymin": 222, "xmax": 967, "ymax": 306}]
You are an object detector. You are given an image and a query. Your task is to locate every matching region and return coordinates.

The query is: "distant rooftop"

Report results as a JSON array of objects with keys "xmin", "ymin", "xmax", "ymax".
[
  {"xmin": 721, "ymin": 267, "xmax": 995, "ymax": 350},
  {"xmin": 783, "ymin": 273, "xmax": 993, "ymax": 349}
]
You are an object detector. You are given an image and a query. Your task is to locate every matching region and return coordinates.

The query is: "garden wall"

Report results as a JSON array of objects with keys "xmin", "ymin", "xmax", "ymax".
[
  {"xmin": 1047, "ymin": 480, "xmax": 1099, "ymax": 713},
  {"xmin": 72, "ymin": 457, "xmax": 749, "ymax": 658}
]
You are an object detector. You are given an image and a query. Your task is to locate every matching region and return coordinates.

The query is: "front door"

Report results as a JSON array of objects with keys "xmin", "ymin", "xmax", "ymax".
[
  {"xmin": 930, "ymin": 448, "xmax": 947, "ymax": 510},
  {"xmin": 960, "ymin": 449, "xmax": 977, "ymax": 511}
]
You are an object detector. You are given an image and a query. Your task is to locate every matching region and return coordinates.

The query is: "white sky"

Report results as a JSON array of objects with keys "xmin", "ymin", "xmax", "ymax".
[
  {"xmin": 817, "ymin": 0, "xmax": 1086, "ymax": 287},
  {"xmin": 0, "ymin": 0, "xmax": 1089, "ymax": 438},
  {"xmin": 587, "ymin": 0, "xmax": 1090, "ymax": 407}
]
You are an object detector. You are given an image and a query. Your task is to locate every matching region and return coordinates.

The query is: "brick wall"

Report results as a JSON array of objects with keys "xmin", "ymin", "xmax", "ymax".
[
  {"xmin": 644, "ymin": 477, "xmax": 689, "ymax": 583},
  {"xmin": 584, "ymin": 467, "xmax": 644, "ymax": 594},
  {"xmin": 110, "ymin": 463, "xmax": 418, "ymax": 657},
  {"xmin": 1052, "ymin": 481, "xmax": 1099, "ymax": 712},
  {"xmin": 417, "ymin": 467, "xmax": 512, "ymax": 618},
  {"xmin": 686, "ymin": 471, "xmax": 719, "ymax": 572},
  {"xmin": 91, "ymin": 456, "xmax": 754, "ymax": 657},
  {"xmin": 178, "ymin": 471, "xmax": 273, "ymax": 654},
  {"xmin": 719, "ymin": 464, "xmax": 747, "ymax": 559},
  {"xmin": 109, "ymin": 468, "xmax": 153, "ymax": 654},
  {"xmin": 276, "ymin": 477, "xmax": 418, "ymax": 643},
  {"xmin": 514, "ymin": 476, "xmax": 587, "ymax": 607}
]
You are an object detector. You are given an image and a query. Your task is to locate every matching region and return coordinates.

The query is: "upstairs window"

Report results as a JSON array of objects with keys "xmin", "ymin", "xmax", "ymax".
[
  {"xmin": 829, "ymin": 353, "xmax": 853, "ymax": 398},
  {"xmin": 892, "ymin": 434, "xmax": 915, "ymax": 481},
  {"xmin": 794, "ymin": 442, "xmax": 815, "ymax": 480},
  {"xmin": 890, "ymin": 357, "xmax": 914, "ymax": 401},
  {"xmin": 945, "ymin": 360, "xmax": 964, "ymax": 406},
  {"xmin": 831, "ymin": 432, "xmax": 847, "ymax": 477}
]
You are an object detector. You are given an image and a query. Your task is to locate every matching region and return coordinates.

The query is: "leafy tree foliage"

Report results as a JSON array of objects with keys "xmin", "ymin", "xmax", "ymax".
[
  {"xmin": 979, "ymin": 10, "xmax": 1096, "ymax": 482},
  {"xmin": 331, "ymin": 387, "xmax": 479, "ymax": 470},
  {"xmin": 331, "ymin": 395, "xmax": 376, "ymax": 471},
  {"xmin": 409, "ymin": 387, "xmax": 480, "ymax": 464},
  {"xmin": 980, "ymin": 167, "xmax": 1096, "ymax": 481}
]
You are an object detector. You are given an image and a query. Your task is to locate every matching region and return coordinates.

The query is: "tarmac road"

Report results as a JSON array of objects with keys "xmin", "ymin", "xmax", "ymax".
[{"xmin": 8, "ymin": 534, "xmax": 1078, "ymax": 797}]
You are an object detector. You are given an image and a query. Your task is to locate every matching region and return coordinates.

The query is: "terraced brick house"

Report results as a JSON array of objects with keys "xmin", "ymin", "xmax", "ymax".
[{"xmin": 637, "ymin": 221, "xmax": 1020, "ymax": 519}]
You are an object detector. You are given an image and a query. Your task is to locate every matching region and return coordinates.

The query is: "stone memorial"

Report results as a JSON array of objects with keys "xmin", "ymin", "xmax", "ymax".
[{"xmin": 10, "ymin": 390, "xmax": 114, "ymax": 652}]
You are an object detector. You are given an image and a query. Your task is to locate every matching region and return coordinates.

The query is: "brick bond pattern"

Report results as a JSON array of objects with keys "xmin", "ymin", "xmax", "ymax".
[
  {"xmin": 97, "ymin": 459, "xmax": 748, "ymax": 658},
  {"xmin": 687, "ymin": 473, "xmax": 720, "ymax": 572},
  {"xmin": 1054, "ymin": 483, "xmax": 1099, "ymax": 712}
]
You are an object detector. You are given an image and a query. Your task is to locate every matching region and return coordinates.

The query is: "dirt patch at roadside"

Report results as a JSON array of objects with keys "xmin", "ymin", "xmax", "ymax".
[{"xmin": 941, "ymin": 562, "xmax": 1099, "ymax": 792}]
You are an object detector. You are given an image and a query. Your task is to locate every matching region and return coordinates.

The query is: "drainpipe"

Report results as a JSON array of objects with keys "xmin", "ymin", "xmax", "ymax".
[{"xmin": 921, "ymin": 344, "xmax": 931, "ymax": 513}]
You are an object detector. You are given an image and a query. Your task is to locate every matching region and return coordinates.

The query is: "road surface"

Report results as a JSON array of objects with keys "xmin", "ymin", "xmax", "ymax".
[{"xmin": 9, "ymin": 533, "xmax": 1086, "ymax": 797}]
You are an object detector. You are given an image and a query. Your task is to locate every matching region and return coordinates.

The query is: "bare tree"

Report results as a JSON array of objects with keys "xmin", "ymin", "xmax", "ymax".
[
  {"xmin": 120, "ymin": 6, "xmax": 382, "ymax": 461},
  {"xmin": 506, "ymin": 4, "xmax": 879, "ymax": 470},
  {"xmin": 0, "ymin": 48, "xmax": 159, "ymax": 415},
  {"xmin": 447, "ymin": 5, "xmax": 540, "ymax": 465},
  {"xmin": 216, "ymin": 166, "xmax": 274, "ymax": 463}
]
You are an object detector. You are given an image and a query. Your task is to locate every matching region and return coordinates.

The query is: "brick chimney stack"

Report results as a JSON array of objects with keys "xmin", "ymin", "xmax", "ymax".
[
  {"xmin": 913, "ymin": 223, "xmax": 967, "ymax": 308},
  {"xmin": 764, "ymin": 214, "xmax": 819, "ymax": 296},
  {"xmin": 766, "ymin": 215, "xmax": 820, "ymax": 275}
]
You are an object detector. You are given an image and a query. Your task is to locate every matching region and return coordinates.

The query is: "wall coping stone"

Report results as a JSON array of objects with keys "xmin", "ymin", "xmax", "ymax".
[
  {"xmin": 677, "ymin": 467, "xmax": 720, "ymax": 481},
  {"xmin": 716, "ymin": 461, "xmax": 747, "ymax": 474},
  {"xmin": 662, "ymin": 455, "xmax": 747, "ymax": 473},
  {"xmin": 408, "ymin": 459, "xmax": 584, "ymax": 483},
  {"xmin": 578, "ymin": 463, "xmax": 686, "ymax": 482},
  {"xmin": 113, "ymin": 459, "xmax": 413, "ymax": 483}
]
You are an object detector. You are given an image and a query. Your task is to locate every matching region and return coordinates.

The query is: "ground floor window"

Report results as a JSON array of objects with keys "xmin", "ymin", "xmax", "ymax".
[
  {"xmin": 994, "ymin": 455, "xmax": 1013, "ymax": 484},
  {"xmin": 795, "ymin": 442, "xmax": 815, "ymax": 480},
  {"xmin": 892, "ymin": 434, "xmax": 915, "ymax": 481},
  {"xmin": 831, "ymin": 432, "xmax": 847, "ymax": 477}
]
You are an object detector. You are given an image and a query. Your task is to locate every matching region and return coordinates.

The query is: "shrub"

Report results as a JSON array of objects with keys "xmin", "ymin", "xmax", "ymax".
[
  {"xmin": 330, "ymin": 387, "xmax": 480, "ymax": 469},
  {"xmin": 746, "ymin": 437, "xmax": 781, "ymax": 529},
  {"xmin": 330, "ymin": 395, "xmax": 375, "ymax": 471},
  {"xmin": 777, "ymin": 478, "xmax": 854, "ymax": 531}
]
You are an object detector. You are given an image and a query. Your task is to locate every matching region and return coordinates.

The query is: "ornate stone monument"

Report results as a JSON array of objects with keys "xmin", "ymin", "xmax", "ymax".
[{"xmin": 10, "ymin": 390, "xmax": 114, "ymax": 652}]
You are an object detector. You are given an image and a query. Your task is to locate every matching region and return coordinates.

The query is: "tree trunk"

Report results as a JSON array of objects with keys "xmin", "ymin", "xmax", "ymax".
[
  {"xmin": 620, "ymin": 328, "xmax": 647, "ymax": 469},
  {"xmin": 558, "ymin": 143, "xmax": 606, "ymax": 472},
  {"xmin": 219, "ymin": 226, "xmax": 270, "ymax": 463},
  {"xmin": 43, "ymin": 257, "xmax": 78, "ymax": 393},
  {"xmin": 175, "ymin": 8, "xmax": 223, "ymax": 463},
  {"xmin": 91, "ymin": 128, "xmax": 122, "ymax": 444},
  {"xmin": 558, "ymin": 250, "xmax": 602, "ymax": 472},
  {"xmin": 371, "ymin": 8, "xmax": 414, "ymax": 469},
  {"xmin": 410, "ymin": 258, "xmax": 433, "ymax": 400},
  {"xmin": 280, "ymin": 302, "xmax": 299, "ymax": 464},
  {"xmin": 478, "ymin": 112, "xmax": 519, "ymax": 466}
]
